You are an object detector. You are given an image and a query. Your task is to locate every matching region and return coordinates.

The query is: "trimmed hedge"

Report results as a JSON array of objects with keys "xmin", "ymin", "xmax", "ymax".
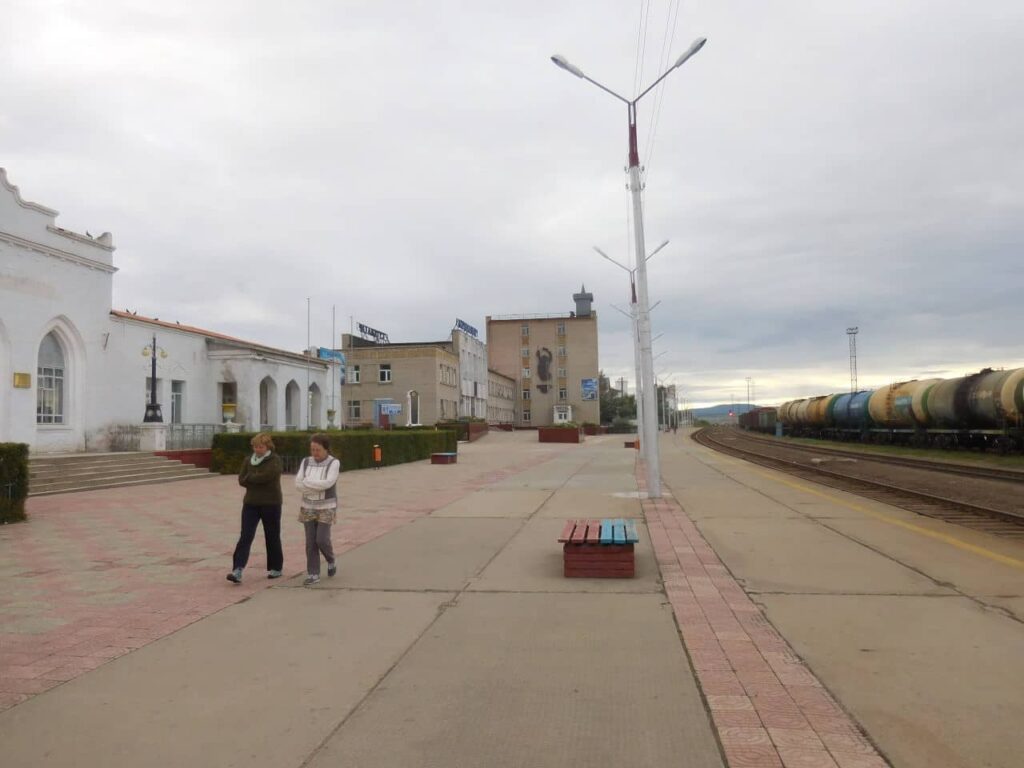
[
  {"xmin": 210, "ymin": 429, "xmax": 457, "ymax": 475},
  {"xmin": 0, "ymin": 442, "xmax": 29, "ymax": 523}
]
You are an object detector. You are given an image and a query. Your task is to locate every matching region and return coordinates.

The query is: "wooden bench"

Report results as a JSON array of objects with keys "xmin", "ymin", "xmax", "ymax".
[
  {"xmin": 557, "ymin": 518, "xmax": 639, "ymax": 578},
  {"xmin": 431, "ymin": 452, "xmax": 458, "ymax": 465}
]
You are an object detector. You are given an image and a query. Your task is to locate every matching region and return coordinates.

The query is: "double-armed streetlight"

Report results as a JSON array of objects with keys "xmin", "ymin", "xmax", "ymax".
[
  {"xmin": 553, "ymin": 36, "xmax": 706, "ymax": 498},
  {"xmin": 596, "ymin": 240, "xmax": 668, "ymax": 459}
]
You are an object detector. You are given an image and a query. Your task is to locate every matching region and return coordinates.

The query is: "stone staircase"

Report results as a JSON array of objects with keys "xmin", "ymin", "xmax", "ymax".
[{"xmin": 29, "ymin": 452, "xmax": 216, "ymax": 496}]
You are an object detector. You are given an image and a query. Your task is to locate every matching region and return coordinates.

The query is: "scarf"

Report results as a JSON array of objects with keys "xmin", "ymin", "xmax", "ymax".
[{"xmin": 251, "ymin": 450, "xmax": 272, "ymax": 466}]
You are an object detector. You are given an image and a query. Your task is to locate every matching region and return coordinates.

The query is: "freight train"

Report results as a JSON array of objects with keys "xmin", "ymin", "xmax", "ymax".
[{"xmin": 773, "ymin": 367, "xmax": 1024, "ymax": 452}]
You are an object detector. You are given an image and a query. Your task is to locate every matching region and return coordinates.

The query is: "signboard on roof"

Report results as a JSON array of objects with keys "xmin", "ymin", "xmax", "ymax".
[
  {"xmin": 357, "ymin": 322, "xmax": 390, "ymax": 344},
  {"xmin": 454, "ymin": 318, "xmax": 478, "ymax": 338}
]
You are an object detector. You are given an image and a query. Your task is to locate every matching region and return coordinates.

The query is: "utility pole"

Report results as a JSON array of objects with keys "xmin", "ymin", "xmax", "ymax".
[
  {"xmin": 745, "ymin": 376, "xmax": 751, "ymax": 413},
  {"xmin": 847, "ymin": 327, "xmax": 859, "ymax": 392}
]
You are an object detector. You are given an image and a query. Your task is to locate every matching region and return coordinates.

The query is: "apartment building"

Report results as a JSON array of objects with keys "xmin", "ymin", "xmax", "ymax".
[
  {"xmin": 342, "ymin": 334, "xmax": 460, "ymax": 427},
  {"xmin": 485, "ymin": 287, "xmax": 600, "ymax": 427}
]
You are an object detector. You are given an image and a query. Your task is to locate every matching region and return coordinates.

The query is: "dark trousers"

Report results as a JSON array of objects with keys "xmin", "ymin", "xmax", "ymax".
[{"xmin": 232, "ymin": 504, "xmax": 283, "ymax": 571}]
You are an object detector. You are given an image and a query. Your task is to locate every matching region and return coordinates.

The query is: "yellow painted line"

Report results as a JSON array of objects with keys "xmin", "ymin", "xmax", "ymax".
[{"xmin": 745, "ymin": 466, "xmax": 1024, "ymax": 572}]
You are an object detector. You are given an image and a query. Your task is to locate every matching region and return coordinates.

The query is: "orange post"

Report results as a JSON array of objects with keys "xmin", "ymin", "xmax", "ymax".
[{"xmin": 373, "ymin": 444, "xmax": 382, "ymax": 469}]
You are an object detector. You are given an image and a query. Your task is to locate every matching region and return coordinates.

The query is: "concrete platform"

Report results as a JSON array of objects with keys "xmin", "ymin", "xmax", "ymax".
[{"xmin": 663, "ymin": 430, "xmax": 1024, "ymax": 768}]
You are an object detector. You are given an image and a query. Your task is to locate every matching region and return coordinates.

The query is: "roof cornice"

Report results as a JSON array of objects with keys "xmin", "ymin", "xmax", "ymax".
[
  {"xmin": 0, "ymin": 229, "xmax": 118, "ymax": 273},
  {"xmin": 0, "ymin": 167, "xmax": 58, "ymax": 217}
]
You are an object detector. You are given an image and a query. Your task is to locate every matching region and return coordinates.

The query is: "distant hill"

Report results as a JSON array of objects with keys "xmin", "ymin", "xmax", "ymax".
[{"xmin": 691, "ymin": 403, "xmax": 760, "ymax": 418}]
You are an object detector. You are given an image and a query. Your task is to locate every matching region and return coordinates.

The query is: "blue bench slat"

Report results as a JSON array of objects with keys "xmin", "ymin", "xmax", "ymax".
[
  {"xmin": 600, "ymin": 520, "xmax": 613, "ymax": 544},
  {"xmin": 613, "ymin": 518, "xmax": 626, "ymax": 544},
  {"xmin": 624, "ymin": 519, "xmax": 640, "ymax": 543}
]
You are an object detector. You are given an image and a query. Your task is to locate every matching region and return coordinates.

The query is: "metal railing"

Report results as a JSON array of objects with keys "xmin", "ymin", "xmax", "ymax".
[{"xmin": 167, "ymin": 423, "xmax": 226, "ymax": 450}]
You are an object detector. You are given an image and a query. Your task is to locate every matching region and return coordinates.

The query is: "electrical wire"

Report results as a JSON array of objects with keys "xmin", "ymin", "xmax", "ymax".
[{"xmin": 644, "ymin": 0, "xmax": 683, "ymax": 179}]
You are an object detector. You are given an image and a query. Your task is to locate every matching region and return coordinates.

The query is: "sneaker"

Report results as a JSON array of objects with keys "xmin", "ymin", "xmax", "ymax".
[
  {"xmin": 327, "ymin": 561, "xmax": 337, "ymax": 578},
  {"xmin": 267, "ymin": 570, "xmax": 283, "ymax": 579},
  {"xmin": 226, "ymin": 569, "xmax": 242, "ymax": 584},
  {"xmin": 303, "ymin": 575, "xmax": 320, "ymax": 587}
]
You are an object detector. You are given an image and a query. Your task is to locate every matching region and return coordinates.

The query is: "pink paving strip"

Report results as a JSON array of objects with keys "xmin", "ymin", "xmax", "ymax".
[
  {"xmin": 637, "ymin": 462, "xmax": 890, "ymax": 768},
  {"xmin": 0, "ymin": 444, "xmax": 557, "ymax": 713}
]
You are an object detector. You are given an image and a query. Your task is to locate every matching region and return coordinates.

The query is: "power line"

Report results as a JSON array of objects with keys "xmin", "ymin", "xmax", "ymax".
[
  {"xmin": 633, "ymin": 0, "xmax": 653, "ymax": 97},
  {"xmin": 644, "ymin": 0, "xmax": 683, "ymax": 175}
]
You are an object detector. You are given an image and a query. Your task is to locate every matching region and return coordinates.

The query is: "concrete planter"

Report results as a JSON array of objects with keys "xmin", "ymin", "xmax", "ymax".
[{"xmin": 538, "ymin": 427, "xmax": 583, "ymax": 444}]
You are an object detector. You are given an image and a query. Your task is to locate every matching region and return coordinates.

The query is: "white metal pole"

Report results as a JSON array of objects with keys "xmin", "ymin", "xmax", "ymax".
[
  {"xmin": 630, "ymin": 288, "xmax": 645, "ymax": 458},
  {"xmin": 306, "ymin": 298, "xmax": 311, "ymax": 429},
  {"xmin": 628, "ymin": 111, "xmax": 662, "ymax": 498}
]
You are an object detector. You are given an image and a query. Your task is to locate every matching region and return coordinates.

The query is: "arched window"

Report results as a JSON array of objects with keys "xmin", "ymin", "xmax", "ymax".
[{"xmin": 37, "ymin": 332, "xmax": 66, "ymax": 424}]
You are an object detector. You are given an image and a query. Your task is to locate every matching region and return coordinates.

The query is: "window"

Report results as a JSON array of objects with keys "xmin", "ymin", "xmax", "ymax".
[
  {"xmin": 37, "ymin": 332, "xmax": 66, "ymax": 425},
  {"xmin": 521, "ymin": 323, "xmax": 529, "ymax": 337},
  {"xmin": 348, "ymin": 400, "xmax": 361, "ymax": 420},
  {"xmin": 349, "ymin": 365, "xmax": 360, "ymax": 384},
  {"xmin": 522, "ymin": 389, "xmax": 530, "ymax": 400},
  {"xmin": 171, "ymin": 380, "xmax": 185, "ymax": 424},
  {"xmin": 379, "ymin": 364, "xmax": 392, "ymax": 383},
  {"xmin": 558, "ymin": 387, "xmax": 567, "ymax": 401},
  {"xmin": 522, "ymin": 367, "xmax": 531, "ymax": 379},
  {"xmin": 522, "ymin": 409, "xmax": 531, "ymax": 422},
  {"xmin": 556, "ymin": 321, "xmax": 566, "ymax": 335},
  {"xmin": 557, "ymin": 367, "xmax": 566, "ymax": 378},
  {"xmin": 521, "ymin": 347, "xmax": 529, "ymax": 358},
  {"xmin": 557, "ymin": 346, "xmax": 567, "ymax": 357}
]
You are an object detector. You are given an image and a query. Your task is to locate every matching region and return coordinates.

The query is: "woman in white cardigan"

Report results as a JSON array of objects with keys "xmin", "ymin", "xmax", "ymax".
[{"xmin": 294, "ymin": 433, "xmax": 341, "ymax": 586}]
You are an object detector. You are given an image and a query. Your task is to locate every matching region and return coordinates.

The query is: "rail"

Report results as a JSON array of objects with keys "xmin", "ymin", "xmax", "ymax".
[{"xmin": 694, "ymin": 426, "xmax": 1024, "ymax": 538}]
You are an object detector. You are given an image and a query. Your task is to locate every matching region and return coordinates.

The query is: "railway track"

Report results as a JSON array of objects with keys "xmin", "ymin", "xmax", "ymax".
[
  {"xmin": 693, "ymin": 427, "xmax": 1024, "ymax": 539},
  {"xmin": 736, "ymin": 428, "xmax": 1024, "ymax": 484}
]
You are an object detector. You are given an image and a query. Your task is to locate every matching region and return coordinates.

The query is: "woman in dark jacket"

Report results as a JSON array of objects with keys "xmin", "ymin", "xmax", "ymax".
[{"xmin": 227, "ymin": 432, "xmax": 284, "ymax": 583}]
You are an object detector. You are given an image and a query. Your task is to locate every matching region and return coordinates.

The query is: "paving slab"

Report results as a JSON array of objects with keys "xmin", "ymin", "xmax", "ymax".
[
  {"xmin": 431, "ymin": 489, "xmax": 553, "ymax": 518},
  {"xmin": 0, "ymin": 588, "xmax": 451, "ymax": 768},
  {"xmin": 694, "ymin": 516, "xmax": 953, "ymax": 595},
  {"xmin": 761, "ymin": 593, "xmax": 1024, "ymax": 768},
  {"xmin": 305, "ymin": 592, "xmax": 724, "ymax": 768},
  {"xmin": 533, "ymin": 487, "xmax": 643, "ymax": 519},
  {"xmin": 307, "ymin": 516, "xmax": 523, "ymax": 591},
  {"xmin": 468, "ymin": 516, "xmax": 660, "ymax": 594}
]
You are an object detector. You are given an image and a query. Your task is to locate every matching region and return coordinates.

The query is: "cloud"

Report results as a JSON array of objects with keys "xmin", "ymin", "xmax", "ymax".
[{"xmin": 3, "ymin": 0, "xmax": 1022, "ymax": 409}]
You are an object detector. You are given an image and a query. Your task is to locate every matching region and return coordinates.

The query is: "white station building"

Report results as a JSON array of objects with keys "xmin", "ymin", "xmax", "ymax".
[{"xmin": 0, "ymin": 169, "xmax": 334, "ymax": 454}]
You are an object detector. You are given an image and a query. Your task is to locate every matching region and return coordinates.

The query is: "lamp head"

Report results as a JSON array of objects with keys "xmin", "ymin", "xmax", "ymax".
[
  {"xmin": 673, "ymin": 37, "xmax": 707, "ymax": 69},
  {"xmin": 551, "ymin": 55, "xmax": 585, "ymax": 78}
]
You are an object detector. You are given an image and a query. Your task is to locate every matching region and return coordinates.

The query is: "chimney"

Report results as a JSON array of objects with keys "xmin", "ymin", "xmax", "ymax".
[{"xmin": 573, "ymin": 284, "xmax": 594, "ymax": 318}]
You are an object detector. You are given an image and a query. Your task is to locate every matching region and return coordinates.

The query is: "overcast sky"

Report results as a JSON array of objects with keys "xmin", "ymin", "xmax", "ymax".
[{"xmin": 4, "ymin": 1, "xmax": 1022, "ymax": 407}]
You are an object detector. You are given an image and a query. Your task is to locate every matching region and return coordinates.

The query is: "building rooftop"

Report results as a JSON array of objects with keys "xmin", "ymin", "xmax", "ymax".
[{"xmin": 110, "ymin": 310, "xmax": 328, "ymax": 367}]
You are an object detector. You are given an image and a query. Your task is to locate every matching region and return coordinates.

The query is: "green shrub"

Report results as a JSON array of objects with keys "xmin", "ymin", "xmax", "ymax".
[
  {"xmin": 210, "ymin": 429, "xmax": 457, "ymax": 475},
  {"xmin": 0, "ymin": 442, "xmax": 29, "ymax": 523}
]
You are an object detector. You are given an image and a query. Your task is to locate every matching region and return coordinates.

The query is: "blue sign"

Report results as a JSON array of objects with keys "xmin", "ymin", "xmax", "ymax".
[
  {"xmin": 455, "ymin": 318, "xmax": 478, "ymax": 338},
  {"xmin": 317, "ymin": 347, "xmax": 345, "ymax": 365},
  {"xmin": 581, "ymin": 378, "xmax": 598, "ymax": 401}
]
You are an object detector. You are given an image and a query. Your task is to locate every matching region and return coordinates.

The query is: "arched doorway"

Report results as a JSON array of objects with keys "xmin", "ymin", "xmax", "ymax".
[
  {"xmin": 308, "ymin": 383, "xmax": 322, "ymax": 428},
  {"xmin": 259, "ymin": 376, "xmax": 278, "ymax": 430},
  {"xmin": 285, "ymin": 380, "xmax": 301, "ymax": 430}
]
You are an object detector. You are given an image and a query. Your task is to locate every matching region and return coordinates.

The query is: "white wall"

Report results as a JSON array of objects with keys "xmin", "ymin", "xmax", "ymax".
[
  {"xmin": 454, "ymin": 329, "xmax": 488, "ymax": 419},
  {"xmin": 0, "ymin": 169, "xmax": 332, "ymax": 453}
]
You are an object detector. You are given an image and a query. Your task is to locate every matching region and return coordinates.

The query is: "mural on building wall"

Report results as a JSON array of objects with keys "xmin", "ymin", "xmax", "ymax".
[{"xmin": 535, "ymin": 347, "xmax": 553, "ymax": 393}]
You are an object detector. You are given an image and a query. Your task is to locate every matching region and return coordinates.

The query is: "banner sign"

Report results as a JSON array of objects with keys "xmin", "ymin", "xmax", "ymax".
[
  {"xmin": 380, "ymin": 403, "xmax": 402, "ymax": 416},
  {"xmin": 358, "ymin": 322, "xmax": 390, "ymax": 344},
  {"xmin": 317, "ymin": 347, "xmax": 345, "ymax": 365},
  {"xmin": 580, "ymin": 378, "xmax": 598, "ymax": 401},
  {"xmin": 454, "ymin": 318, "xmax": 478, "ymax": 338}
]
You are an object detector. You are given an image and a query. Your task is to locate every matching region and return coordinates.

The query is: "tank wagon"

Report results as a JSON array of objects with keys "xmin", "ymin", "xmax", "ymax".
[
  {"xmin": 738, "ymin": 407, "xmax": 777, "ymax": 433},
  {"xmin": 777, "ymin": 367, "xmax": 1024, "ymax": 452}
]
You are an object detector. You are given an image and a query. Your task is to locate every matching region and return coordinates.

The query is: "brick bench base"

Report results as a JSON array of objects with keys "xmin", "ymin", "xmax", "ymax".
[
  {"xmin": 563, "ymin": 543, "xmax": 635, "ymax": 578},
  {"xmin": 431, "ymin": 453, "xmax": 457, "ymax": 465}
]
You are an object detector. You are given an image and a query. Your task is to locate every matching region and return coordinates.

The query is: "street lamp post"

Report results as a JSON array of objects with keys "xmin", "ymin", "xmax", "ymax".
[
  {"xmin": 143, "ymin": 334, "xmax": 164, "ymax": 423},
  {"xmin": 598, "ymin": 240, "xmax": 667, "ymax": 460},
  {"xmin": 553, "ymin": 37, "xmax": 706, "ymax": 498}
]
